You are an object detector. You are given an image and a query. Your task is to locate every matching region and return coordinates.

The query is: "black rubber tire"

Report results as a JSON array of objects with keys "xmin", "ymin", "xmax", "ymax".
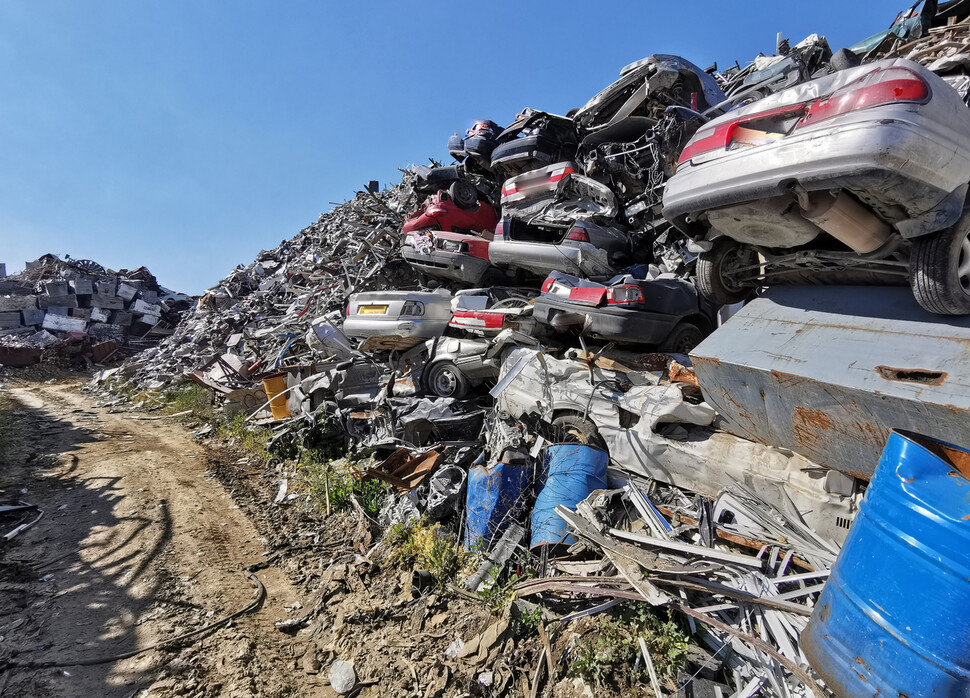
[
  {"xmin": 552, "ymin": 414, "xmax": 606, "ymax": 451},
  {"xmin": 696, "ymin": 237, "xmax": 757, "ymax": 305},
  {"xmin": 425, "ymin": 361, "xmax": 471, "ymax": 398},
  {"xmin": 830, "ymin": 48, "xmax": 861, "ymax": 72},
  {"xmin": 659, "ymin": 321, "xmax": 705, "ymax": 355},
  {"xmin": 480, "ymin": 267, "xmax": 508, "ymax": 287},
  {"xmin": 449, "ymin": 180, "xmax": 478, "ymax": 210},
  {"xmin": 910, "ymin": 216, "xmax": 970, "ymax": 315}
]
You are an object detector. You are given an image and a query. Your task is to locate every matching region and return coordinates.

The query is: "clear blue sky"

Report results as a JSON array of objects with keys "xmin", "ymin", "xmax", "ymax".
[{"xmin": 0, "ymin": 1, "xmax": 910, "ymax": 293}]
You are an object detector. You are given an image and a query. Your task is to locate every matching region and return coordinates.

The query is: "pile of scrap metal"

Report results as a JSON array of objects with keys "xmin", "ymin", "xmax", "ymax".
[
  {"xmin": 80, "ymin": 6, "xmax": 970, "ymax": 695},
  {"xmin": 0, "ymin": 254, "xmax": 192, "ymax": 368},
  {"xmin": 97, "ymin": 174, "xmax": 423, "ymax": 394}
]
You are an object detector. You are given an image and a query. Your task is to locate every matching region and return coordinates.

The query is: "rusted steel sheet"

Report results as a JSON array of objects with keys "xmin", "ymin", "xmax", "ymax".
[{"xmin": 691, "ymin": 286, "xmax": 970, "ymax": 480}]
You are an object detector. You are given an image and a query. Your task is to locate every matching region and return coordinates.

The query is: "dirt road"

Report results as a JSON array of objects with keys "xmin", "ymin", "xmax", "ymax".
[{"xmin": 0, "ymin": 378, "xmax": 328, "ymax": 697}]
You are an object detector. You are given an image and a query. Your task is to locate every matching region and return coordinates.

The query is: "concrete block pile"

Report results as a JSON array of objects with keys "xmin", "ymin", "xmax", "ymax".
[{"xmin": 0, "ymin": 254, "xmax": 193, "ymax": 357}]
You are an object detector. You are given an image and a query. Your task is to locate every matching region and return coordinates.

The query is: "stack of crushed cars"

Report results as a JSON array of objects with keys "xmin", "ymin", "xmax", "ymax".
[
  {"xmin": 0, "ymin": 254, "xmax": 193, "ymax": 368},
  {"xmin": 95, "ymin": 3, "xmax": 970, "ymax": 695}
]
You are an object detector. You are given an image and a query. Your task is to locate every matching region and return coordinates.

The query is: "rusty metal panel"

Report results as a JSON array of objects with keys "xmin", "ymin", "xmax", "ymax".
[{"xmin": 691, "ymin": 286, "xmax": 970, "ymax": 480}]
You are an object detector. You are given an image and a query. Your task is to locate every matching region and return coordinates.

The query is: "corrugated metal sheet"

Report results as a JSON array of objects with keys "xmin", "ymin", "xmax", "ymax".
[
  {"xmin": 802, "ymin": 430, "xmax": 970, "ymax": 696},
  {"xmin": 691, "ymin": 286, "xmax": 970, "ymax": 480}
]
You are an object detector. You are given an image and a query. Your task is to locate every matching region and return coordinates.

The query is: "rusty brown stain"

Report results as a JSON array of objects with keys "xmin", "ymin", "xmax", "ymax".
[
  {"xmin": 792, "ymin": 406, "xmax": 832, "ymax": 448},
  {"xmin": 855, "ymin": 656, "xmax": 871, "ymax": 671},
  {"xmin": 875, "ymin": 365, "xmax": 947, "ymax": 387},
  {"xmin": 770, "ymin": 368, "xmax": 808, "ymax": 386}
]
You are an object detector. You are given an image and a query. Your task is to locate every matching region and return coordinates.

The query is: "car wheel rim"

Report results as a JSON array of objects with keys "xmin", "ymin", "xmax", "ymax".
[
  {"xmin": 959, "ymin": 231, "xmax": 970, "ymax": 294},
  {"xmin": 433, "ymin": 369, "xmax": 457, "ymax": 396}
]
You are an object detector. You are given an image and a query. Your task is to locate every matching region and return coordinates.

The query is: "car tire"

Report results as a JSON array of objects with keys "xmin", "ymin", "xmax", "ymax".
[
  {"xmin": 425, "ymin": 361, "xmax": 471, "ymax": 398},
  {"xmin": 449, "ymin": 180, "xmax": 478, "ymax": 210},
  {"xmin": 659, "ymin": 321, "xmax": 704, "ymax": 355},
  {"xmin": 552, "ymin": 414, "xmax": 606, "ymax": 451},
  {"xmin": 696, "ymin": 237, "xmax": 757, "ymax": 305},
  {"xmin": 480, "ymin": 267, "xmax": 508, "ymax": 287},
  {"xmin": 910, "ymin": 215, "xmax": 970, "ymax": 315}
]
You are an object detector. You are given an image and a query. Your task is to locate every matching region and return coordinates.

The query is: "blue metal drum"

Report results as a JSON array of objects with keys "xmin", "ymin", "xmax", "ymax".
[
  {"xmin": 464, "ymin": 460, "xmax": 530, "ymax": 551},
  {"xmin": 802, "ymin": 429, "xmax": 970, "ymax": 696},
  {"xmin": 530, "ymin": 444, "xmax": 608, "ymax": 548}
]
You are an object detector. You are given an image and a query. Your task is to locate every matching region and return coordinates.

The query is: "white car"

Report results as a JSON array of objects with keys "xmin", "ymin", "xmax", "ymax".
[
  {"xmin": 343, "ymin": 290, "xmax": 453, "ymax": 342},
  {"xmin": 663, "ymin": 58, "xmax": 970, "ymax": 314}
]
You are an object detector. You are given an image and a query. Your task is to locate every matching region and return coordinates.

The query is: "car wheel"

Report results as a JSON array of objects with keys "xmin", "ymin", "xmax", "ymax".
[
  {"xmin": 911, "ymin": 216, "xmax": 970, "ymax": 315},
  {"xmin": 659, "ymin": 321, "xmax": 704, "ymax": 355},
  {"xmin": 552, "ymin": 414, "xmax": 606, "ymax": 450},
  {"xmin": 696, "ymin": 237, "xmax": 757, "ymax": 305},
  {"xmin": 480, "ymin": 267, "xmax": 508, "ymax": 287},
  {"xmin": 449, "ymin": 180, "xmax": 478, "ymax": 210},
  {"xmin": 425, "ymin": 361, "xmax": 471, "ymax": 398}
]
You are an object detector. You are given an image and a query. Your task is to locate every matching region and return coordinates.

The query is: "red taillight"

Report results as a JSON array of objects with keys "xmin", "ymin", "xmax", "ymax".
[
  {"xmin": 541, "ymin": 277, "xmax": 555, "ymax": 293},
  {"xmin": 548, "ymin": 165, "xmax": 575, "ymax": 184},
  {"xmin": 566, "ymin": 227, "xmax": 589, "ymax": 242},
  {"xmin": 501, "ymin": 182, "xmax": 516, "ymax": 198},
  {"xmin": 495, "ymin": 220, "xmax": 506, "ymax": 240},
  {"xmin": 450, "ymin": 310, "xmax": 505, "ymax": 329},
  {"xmin": 606, "ymin": 285, "xmax": 644, "ymax": 305},
  {"xmin": 678, "ymin": 104, "xmax": 805, "ymax": 164},
  {"xmin": 568, "ymin": 286, "xmax": 606, "ymax": 304},
  {"xmin": 677, "ymin": 67, "xmax": 929, "ymax": 165},
  {"xmin": 799, "ymin": 67, "xmax": 929, "ymax": 128}
]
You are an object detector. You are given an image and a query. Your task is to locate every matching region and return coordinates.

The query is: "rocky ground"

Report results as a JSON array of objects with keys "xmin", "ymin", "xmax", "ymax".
[{"xmin": 1, "ymin": 375, "xmax": 673, "ymax": 698}]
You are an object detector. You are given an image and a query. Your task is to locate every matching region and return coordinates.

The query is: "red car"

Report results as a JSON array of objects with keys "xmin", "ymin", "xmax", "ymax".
[{"xmin": 402, "ymin": 190, "xmax": 497, "ymax": 235}]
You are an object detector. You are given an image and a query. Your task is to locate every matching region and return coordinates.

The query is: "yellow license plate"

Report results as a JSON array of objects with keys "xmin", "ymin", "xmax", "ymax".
[{"xmin": 359, "ymin": 305, "xmax": 388, "ymax": 315}]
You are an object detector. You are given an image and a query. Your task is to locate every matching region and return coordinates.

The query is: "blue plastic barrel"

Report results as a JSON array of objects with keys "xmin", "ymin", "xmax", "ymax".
[
  {"xmin": 803, "ymin": 429, "xmax": 970, "ymax": 697},
  {"xmin": 530, "ymin": 444, "xmax": 608, "ymax": 548},
  {"xmin": 464, "ymin": 460, "xmax": 530, "ymax": 551}
]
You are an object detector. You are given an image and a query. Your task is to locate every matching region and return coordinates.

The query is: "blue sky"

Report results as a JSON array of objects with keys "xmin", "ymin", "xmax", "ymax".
[{"xmin": 0, "ymin": 1, "xmax": 911, "ymax": 293}]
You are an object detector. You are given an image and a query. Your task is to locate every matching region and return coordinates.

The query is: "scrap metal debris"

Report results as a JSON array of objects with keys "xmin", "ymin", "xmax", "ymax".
[{"xmin": 5, "ymin": 5, "xmax": 967, "ymax": 697}]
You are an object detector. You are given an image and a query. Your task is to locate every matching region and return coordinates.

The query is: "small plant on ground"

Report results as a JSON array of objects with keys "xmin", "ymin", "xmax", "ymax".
[
  {"xmin": 568, "ymin": 605, "xmax": 690, "ymax": 693},
  {"xmin": 387, "ymin": 519, "xmax": 472, "ymax": 590},
  {"xmin": 218, "ymin": 413, "xmax": 272, "ymax": 458},
  {"xmin": 297, "ymin": 451, "xmax": 387, "ymax": 518},
  {"xmin": 164, "ymin": 383, "xmax": 215, "ymax": 421}
]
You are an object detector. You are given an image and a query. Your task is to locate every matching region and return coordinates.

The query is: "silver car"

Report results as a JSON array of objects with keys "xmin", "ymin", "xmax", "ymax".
[
  {"xmin": 662, "ymin": 58, "xmax": 970, "ymax": 315},
  {"xmin": 342, "ymin": 290, "xmax": 453, "ymax": 341}
]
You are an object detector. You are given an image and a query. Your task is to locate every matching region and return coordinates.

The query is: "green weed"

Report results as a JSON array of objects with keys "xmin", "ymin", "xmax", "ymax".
[
  {"xmin": 164, "ymin": 383, "xmax": 215, "ymax": 421},
  {"xmin": 297, "ymin": 451, "xmax": 387, "ymax": 518},
  {"xmin": 218, "ymin": 413, "xmax": 272, "ymax": 458},
  {"xmin": 387, "ymin": 519, "xmax": 472, "ymax": 590},
  {"xmin": 569, "ymin": 605, "xmax": 689, "ymax": 692}
]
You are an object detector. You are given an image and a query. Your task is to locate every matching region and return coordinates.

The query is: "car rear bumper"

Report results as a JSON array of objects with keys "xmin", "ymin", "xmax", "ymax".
[
  {"xmin": 342, "ymin": 316, "xmax": 450, "ymax": 339},
  {"xmin": 401, "ymin": 247, "xmax": 491, "ymax": 284},
  {"xmin": 533, "ymin": 296, "xmax": 680, "ymax": 344},
  {"xmin": 663, "ymin": 112, "xmax": 970, "ymax": 237},
  {"xmin": 488, "ymin": 241, "xmax": 615, "ymax": 279}
]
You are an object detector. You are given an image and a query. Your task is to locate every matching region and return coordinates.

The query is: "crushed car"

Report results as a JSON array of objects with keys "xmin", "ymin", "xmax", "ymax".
[
  {"xmin": 488, "ymin": 217, "xmax": 632, "ymax": 281},
  {"xmin": 572, "ymin": 55, "xmax": 728, "ymax": 230},
  {"xmin": 342, "ymin": 289, "xmax": 454, "ymax": 349},
  {"xmin": 489, "ymin": 109, "xmax": 579, "ymax": 179},
  {"xmin": 662, "ymin": 58, "xmax": 970, "ymax": 315},
  {"xmin": 533, "ymin": 269, "xmax": 718, "ymax": 352}
]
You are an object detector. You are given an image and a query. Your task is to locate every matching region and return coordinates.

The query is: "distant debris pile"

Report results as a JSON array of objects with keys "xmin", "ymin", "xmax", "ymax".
[{"xmin": 0, "ymin": 254, "xmax": 194, "ymax": 368}]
